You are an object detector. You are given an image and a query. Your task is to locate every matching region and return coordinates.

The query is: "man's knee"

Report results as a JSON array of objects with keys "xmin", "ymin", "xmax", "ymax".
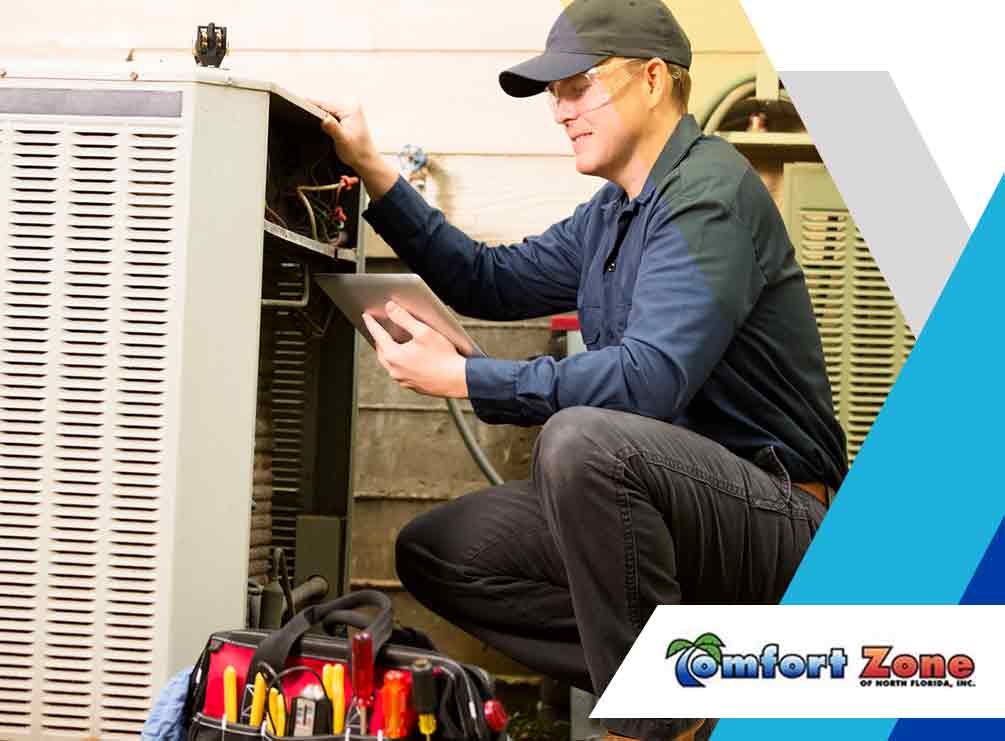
[
  {"xmin": 537, "ymin": 406, "xmax": 602, "ymax": 466},
  {"xmin": 395, "ymin": 511, "xmax": 438, "ymax": 594},
  {"xmin": 534, "ymin": 407, "xmax": 620, "ymax": 507}
]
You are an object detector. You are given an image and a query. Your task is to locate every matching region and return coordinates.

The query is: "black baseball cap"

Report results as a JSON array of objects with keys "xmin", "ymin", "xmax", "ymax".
[{"xmin": 499, "ymin": 0, "xmax": 692, "ymax": 98}]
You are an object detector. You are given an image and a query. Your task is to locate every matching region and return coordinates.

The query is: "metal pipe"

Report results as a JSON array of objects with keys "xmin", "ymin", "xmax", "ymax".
[
  {"xmin": 703, "ymin": 81, "xmax": 757, "ymax": 135},
  {"xmin": 446, "ymin": 397, "xmax": 503, "ymax": 486},
  {"xmin": 695, "ymin": 74, "xmax": 756, "ymax": 131}
]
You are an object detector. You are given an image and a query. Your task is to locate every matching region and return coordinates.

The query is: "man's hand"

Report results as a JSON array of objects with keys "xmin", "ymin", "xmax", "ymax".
[
  {"xmin": 307, "ymin": 97, "xmax": 377, "ymax": 171},
  {"xmin": 307, "ymin": 97, "xmax": 398, "ymax": 201},
  {"xmin": 363, "ymin": 302, "xmax": 469, "ymax": 399}
]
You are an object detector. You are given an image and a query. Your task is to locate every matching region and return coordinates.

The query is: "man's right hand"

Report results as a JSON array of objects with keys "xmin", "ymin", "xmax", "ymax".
[{"xmin": 308, "ymin": 98, "xmax": 398, "ymax": 202}]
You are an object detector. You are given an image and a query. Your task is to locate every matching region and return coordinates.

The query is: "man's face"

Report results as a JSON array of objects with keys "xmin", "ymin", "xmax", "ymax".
[{"xmin": 549, "ymin": 58, "xmax": 648, "ymax": 178}]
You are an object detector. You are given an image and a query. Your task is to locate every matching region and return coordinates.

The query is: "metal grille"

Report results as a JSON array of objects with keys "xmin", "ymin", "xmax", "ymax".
[
  {"xmin": 262, "ymin": 256, "xmax": 316, "ymax": 577},
  {"xmin": 250, "ymin": 311, "xmax": 274, "ymax": 584},
  {"xmin": 0, "ymin": 119, "xmax": 179, "ymax": 738},
  {"xmin": 0, "ymin": 119, "xmax": 45, "ymax": 738},
  {"xmin": 796, "ymin": 210, "xmax": 914, "ymax": 463}
]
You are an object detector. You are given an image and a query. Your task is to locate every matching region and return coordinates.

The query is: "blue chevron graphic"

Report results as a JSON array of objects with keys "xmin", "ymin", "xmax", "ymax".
[
  {"xmin": 888, "ymin": 517, "xmax": 1004, "ymax": 740},
  {"xmin": 711, "ymin": 177, "xmax": 1005, "ymax": 741}
]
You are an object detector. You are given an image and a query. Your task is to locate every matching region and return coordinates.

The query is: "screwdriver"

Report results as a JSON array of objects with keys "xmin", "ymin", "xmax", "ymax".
[
  {"xmin": 323, "ymin": 663, "xmax": 346, "ymax": 733},
  {"xmin": 223, "ymin": 666, "xmax": 237, "ymax": 723},
  {"xmin": 381, "ymin": 670, "xmax": 409, "ymax": 739},
  {"xmin": 276, "ymin": 692, "xmax": 287, "ymax": 737},
  {"xmin": 411, "ymin": 659, "xmax": 437, "ymax": 741},
  {"xmin": 249, "ymin": 672, "xmax": 267, "ymax": 726},
  {"xmin": 352, "ymin": 632, "xmax": 375, "ymax": 734},
  {"xmin": 269, "ymin": 687, "xmax": 286, "ymax": 736}
]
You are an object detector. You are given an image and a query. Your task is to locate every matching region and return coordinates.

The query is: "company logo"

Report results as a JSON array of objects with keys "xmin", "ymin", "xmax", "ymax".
[
  {"xmin": 665, "ymin": 633, "xmax": 847, "ymax": 688},
  {"xmin": 666, "ymin": 634, "xmax": 976, "ymax": 689},
  {"xmin": 859, "ymin": 646, "xmax": 976, "ymax": 687}
]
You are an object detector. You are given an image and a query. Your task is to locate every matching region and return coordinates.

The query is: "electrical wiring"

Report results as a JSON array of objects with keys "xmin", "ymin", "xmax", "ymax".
[
  {"xmin": 296, "ymin": 175, "xmax": 360, "ymax": 241},
  {"xmin": 265, "ymin": 204, "xmax": 288, "ymax": 229}
]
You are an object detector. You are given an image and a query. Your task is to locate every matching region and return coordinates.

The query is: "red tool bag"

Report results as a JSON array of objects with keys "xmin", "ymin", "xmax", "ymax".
[{"xmin": 184, "ymin": 591, "xmax": 508, "ymax": 740}]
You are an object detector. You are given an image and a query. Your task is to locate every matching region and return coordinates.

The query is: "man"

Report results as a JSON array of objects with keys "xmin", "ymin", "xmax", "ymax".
[{"xmin": 314, "ymin": 1, "xmax": 847, "ymax": 738}]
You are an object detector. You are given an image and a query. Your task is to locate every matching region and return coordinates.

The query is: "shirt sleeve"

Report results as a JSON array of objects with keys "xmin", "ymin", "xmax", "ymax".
[
  {"xmin": 364, "ymin": 175, "xmax": 584, "ymax": 320},
  {"xmin": 465, "ymin": 191, "xmax": 766, "ymax": 425}
]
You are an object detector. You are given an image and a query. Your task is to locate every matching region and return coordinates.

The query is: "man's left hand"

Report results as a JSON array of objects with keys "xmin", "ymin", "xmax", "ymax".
[{"xmin": 363, "ymin": 301, "xmax": 469, "ymax": 399}]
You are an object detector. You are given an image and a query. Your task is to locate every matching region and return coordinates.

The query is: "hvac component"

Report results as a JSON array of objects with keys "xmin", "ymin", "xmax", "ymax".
[
  {"xmin": 193, "ymin": 23, "xmax": 228, "ymax": 68},
  {"xmin": 0, "ymin": 64, "xmax": 360, "ymax": 739},
  {"xmin": 783, "ymin": 163, "xmax": 915, "ymax": 464}
]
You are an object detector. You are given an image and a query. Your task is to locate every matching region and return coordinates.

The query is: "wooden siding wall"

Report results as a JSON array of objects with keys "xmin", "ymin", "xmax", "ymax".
[{"xmin": 2, "ymin": 0, "xmax": 811, "ymax": 676}]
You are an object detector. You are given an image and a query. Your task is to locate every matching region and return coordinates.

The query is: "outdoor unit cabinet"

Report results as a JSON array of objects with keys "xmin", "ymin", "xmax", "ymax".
[
  {"xmin": 0, "ymin": 64, "xmax": 360, "ymax": 739},
  {"xmin": 783, "ymin": 163, "xmax": 915, "ymax": 464}
]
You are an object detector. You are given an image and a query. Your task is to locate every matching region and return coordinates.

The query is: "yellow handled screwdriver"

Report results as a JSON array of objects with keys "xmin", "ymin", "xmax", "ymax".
[
  {"xmin": 322, "ymin": 663, "xmax": 347, "ymax": 733},
  {"xmin": 275, "ymin": 689, "xmax": 286, "ymax": 737},
  {"xmin": 269, "ymin": 688, "xmax": 287, "ymax": 736},
  {"xmin": 249, "ymin": 672, "xmax": 267, "ymax": 727},
  {"xmin": 223, "ymin": 666, "xmax": 237, "ymax": 723}
]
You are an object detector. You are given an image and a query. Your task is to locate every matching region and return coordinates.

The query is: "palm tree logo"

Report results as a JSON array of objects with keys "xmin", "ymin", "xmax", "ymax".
[{"xmin": 666, "ymin": 632, "xmax": 725, "ymax": 688}]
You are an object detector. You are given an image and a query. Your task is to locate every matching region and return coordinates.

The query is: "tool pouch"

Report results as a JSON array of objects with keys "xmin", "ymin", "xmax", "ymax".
[
  {"xmin": 187, "ymin": 712, "xmax": 264, "ymax": 740},
  {"xmin": 183, "ymin": 590, "xmax": 504, "ymax": 740}
]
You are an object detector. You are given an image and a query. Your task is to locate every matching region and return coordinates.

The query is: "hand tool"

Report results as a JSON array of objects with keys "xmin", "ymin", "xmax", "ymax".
[
  {"xmin": 223, "ymin": 666, "xmax": 237, "ymax": 723},
  {"xmin": 411, "ymin": 659, "xmax": 438, "ymax": 741},
  {"xmin": 269, "ymin": 687, "xmax": 286, "ymax": 736},
  {"xmin": 249, "ymin": 672, "xmax": 267, "ymax": 726},
  {"xmin": 276, "ymin": 690, "xmax": 287, "ymax": 737},
  {"xmin": 323, "ymin": 663, "xmax": 347, "ymax": 733},
  {"xmin": 381, "ymin": 670, "xmax": 408, "ymax": 738},
  {"xmin": 352, "ymin": 632, "xmax": 375, "ymax": 734},
  {"xmin": 291, "ymin": 684, "xmax": 324, "ymax": 736}
]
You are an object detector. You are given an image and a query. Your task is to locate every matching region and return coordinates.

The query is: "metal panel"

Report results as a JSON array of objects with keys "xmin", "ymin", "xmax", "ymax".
[
  {"xmin": 1, "ymin": 118, "xmax": 181, "ymax": 738},
  {"xmin": 0, "ymin": 72, "xmax": 358, "ymax": 736},
  {"xmin": 0, "ymin": 88, "xmax": 182, "ymax": 117},
  {"xmin": 783, "ymin": 163, "xmax": 915, "ymax": 464}
]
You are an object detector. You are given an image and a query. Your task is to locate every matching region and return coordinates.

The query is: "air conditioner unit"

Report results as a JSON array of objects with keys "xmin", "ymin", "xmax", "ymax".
[
  {"xmin": 783, "ymin": 163, "xmax": 915, "ymax": 464},
  {"xmin": 0, "ymin": 63, "xmax": 360, "ymax": 739}
]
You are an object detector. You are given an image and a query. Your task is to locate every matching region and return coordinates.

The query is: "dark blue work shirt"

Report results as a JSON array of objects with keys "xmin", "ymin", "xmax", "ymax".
[{"xmin": 364, "ymin": 114, "xmax": 848, "ymax": 489}]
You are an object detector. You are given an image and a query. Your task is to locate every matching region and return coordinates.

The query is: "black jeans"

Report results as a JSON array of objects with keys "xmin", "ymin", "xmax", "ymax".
[{"xmin": 396, "ymin": 407, "xmax": 826, "ymax": 740}]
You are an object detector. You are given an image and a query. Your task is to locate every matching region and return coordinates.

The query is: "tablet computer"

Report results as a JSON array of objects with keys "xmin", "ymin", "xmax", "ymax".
[{"xmin": 315, "ymin": 273, "xmax": 486, "ymax": 358}]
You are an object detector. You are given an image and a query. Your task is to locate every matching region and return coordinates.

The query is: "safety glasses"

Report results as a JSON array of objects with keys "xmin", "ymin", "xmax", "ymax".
[{"xmin": 546, "ymin": 58, "xmax": 645, "ymax": 115}]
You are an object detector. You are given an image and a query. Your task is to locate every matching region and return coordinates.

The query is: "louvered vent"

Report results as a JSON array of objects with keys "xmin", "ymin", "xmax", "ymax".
[
  {"xmin": 262, "ymin": 256, "xmax": 316, "ymax": 577},
  {"xmin": 784, "ymin": 163, "xmax": 914, "ymax": 466},
  {"xmin": 792, "ymin": 205, "xmax": 914, "ymax": 464},
  {"xmin": 1, "ymin": 119, "xmax": 180, "ymax": 739},
  {"xmin": 1, "ymin": 121, "xmax": 48, "ymax": 738}
]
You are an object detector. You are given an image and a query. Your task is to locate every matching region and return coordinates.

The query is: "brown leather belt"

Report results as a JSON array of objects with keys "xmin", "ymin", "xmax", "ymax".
[{"xmin": 794, "ymin": 481, "xmax": 831, "ymax": 508}]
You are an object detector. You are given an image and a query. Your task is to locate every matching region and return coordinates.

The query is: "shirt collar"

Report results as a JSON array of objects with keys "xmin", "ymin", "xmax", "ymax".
[{"xmin": 601, "ymin": 113, "xmax": 702, "ymax": 214}]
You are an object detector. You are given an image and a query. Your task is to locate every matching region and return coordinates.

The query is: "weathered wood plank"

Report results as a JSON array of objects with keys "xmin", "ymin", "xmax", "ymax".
[
  {"xmin": 358, "ymin": 319, "xmax": 556, "ymax": 404},
  {"xmin": 354, "ymin": 407, "xmax": 539, "ymax": 491}
]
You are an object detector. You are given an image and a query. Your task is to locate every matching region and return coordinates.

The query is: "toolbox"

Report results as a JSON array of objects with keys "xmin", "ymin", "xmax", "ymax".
[{"xmin": 185, "ymin": 591, "xmax": 509, "ymax": 740}]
